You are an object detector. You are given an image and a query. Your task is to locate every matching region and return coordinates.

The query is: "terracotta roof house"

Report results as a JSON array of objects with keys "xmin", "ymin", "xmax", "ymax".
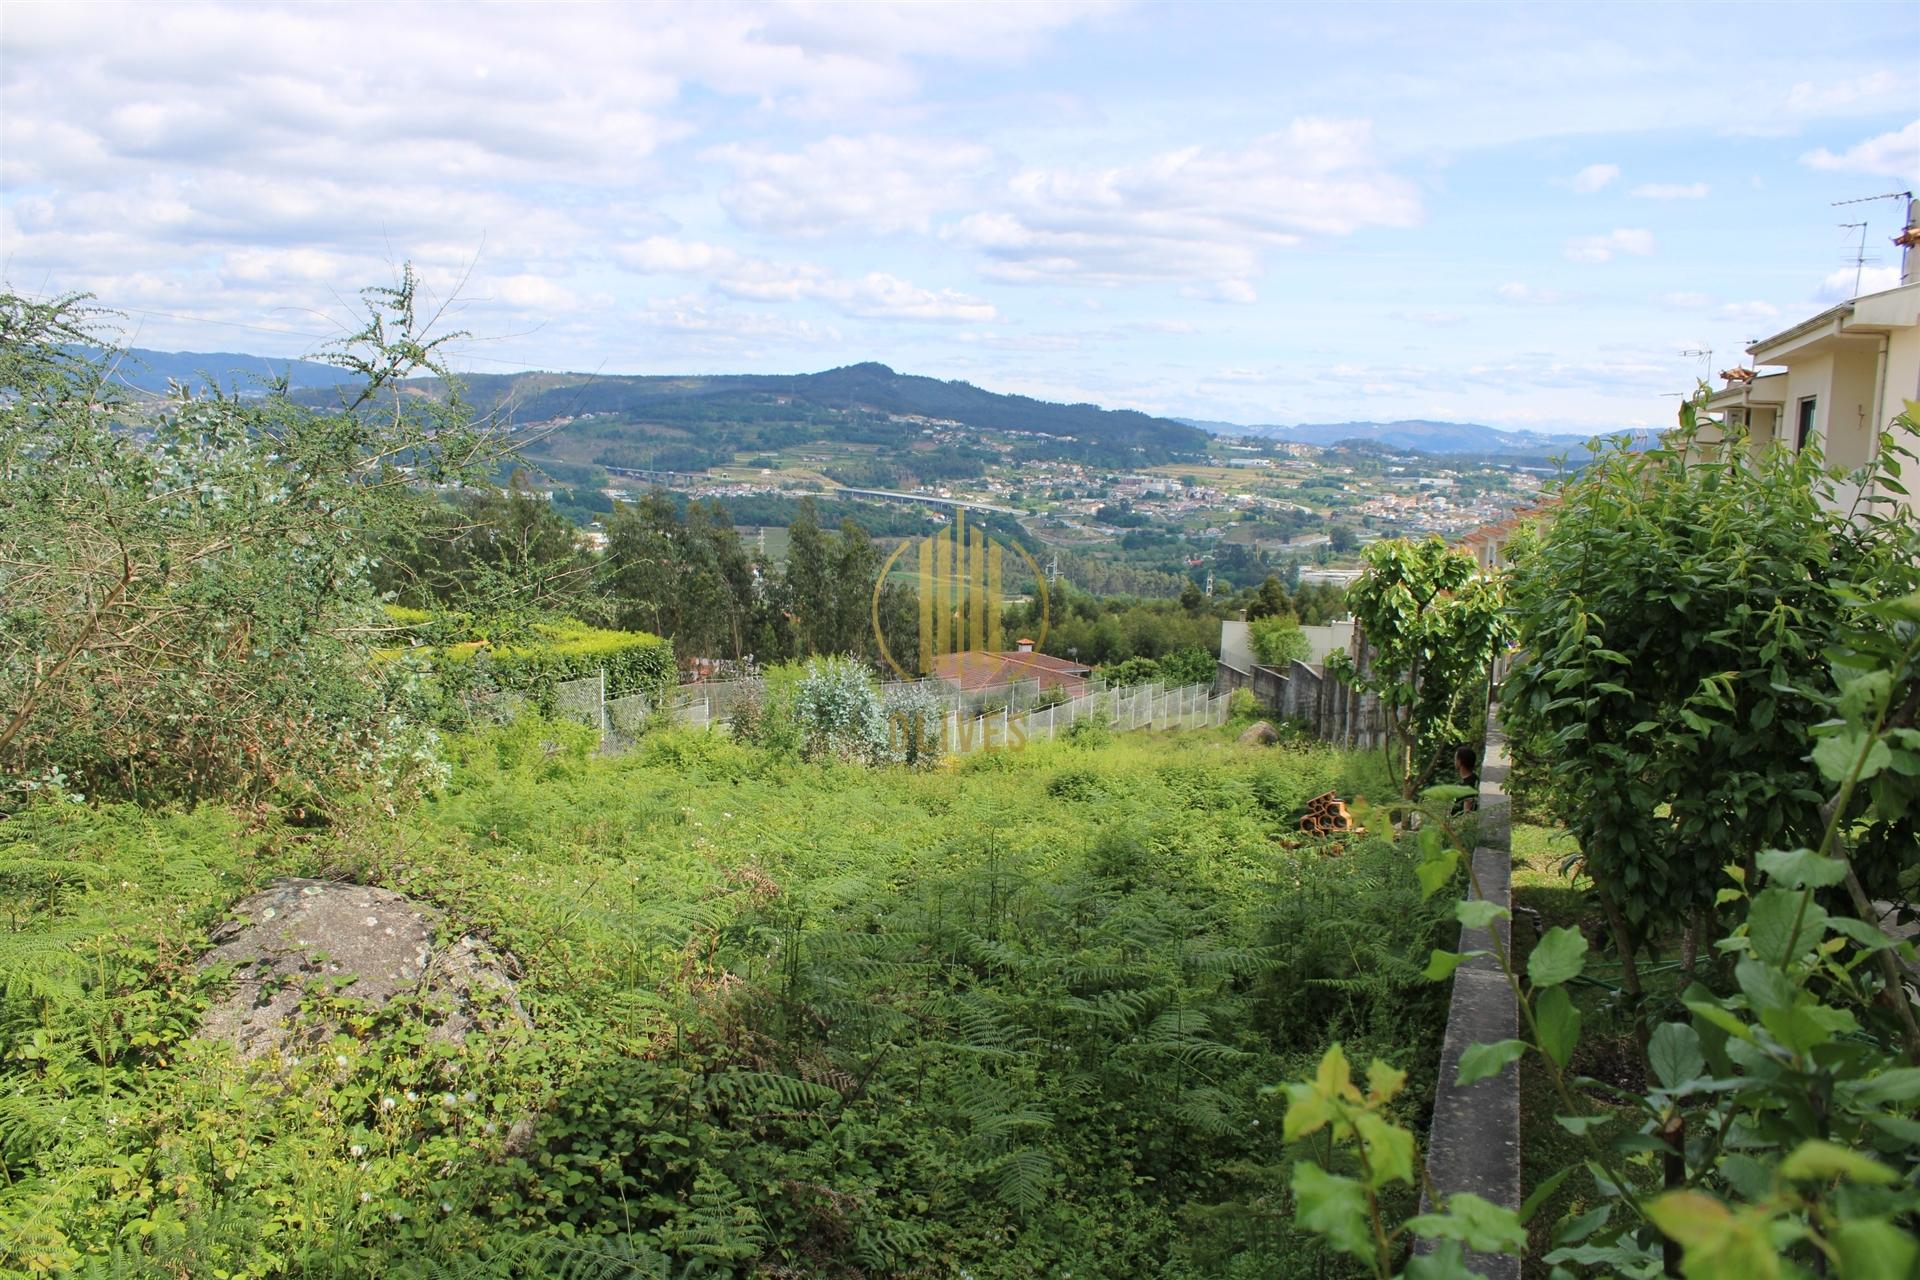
[{"xmin": 931, "ymin": 639, "xmax": 1093, "ymax": 696}]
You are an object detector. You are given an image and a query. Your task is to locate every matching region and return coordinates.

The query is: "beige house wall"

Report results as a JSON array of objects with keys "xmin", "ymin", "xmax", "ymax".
[{"xmin": 1826, "ymin": 344, "xmax": 1881, "ymax": 470}]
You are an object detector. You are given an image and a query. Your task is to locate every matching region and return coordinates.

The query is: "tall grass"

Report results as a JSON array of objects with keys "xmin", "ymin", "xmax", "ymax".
[{"xmin": 2, "ymin": 723, "xmax": 1442, "ymax": 1279}]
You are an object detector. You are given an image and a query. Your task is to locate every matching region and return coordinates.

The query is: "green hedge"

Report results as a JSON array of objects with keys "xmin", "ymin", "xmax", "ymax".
[{"xmin": 385, "ymin": 610, "xmax": 675, "ymax": 702}]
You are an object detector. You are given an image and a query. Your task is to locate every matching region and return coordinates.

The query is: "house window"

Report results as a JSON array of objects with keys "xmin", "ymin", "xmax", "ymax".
[{"xmin": 1796, "ymin": 397, "xmax": 1817, "ymax": 451}]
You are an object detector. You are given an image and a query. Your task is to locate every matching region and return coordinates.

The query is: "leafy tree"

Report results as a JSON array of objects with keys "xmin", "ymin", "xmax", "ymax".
[
  {"xmin": 374, "ymin": 471, "xmax": 595, "ymax": 624},
  {"xmin": 784, "ymin": 500, "xmax": 835, "ymax": 656},
  {"xmin": 1102, "ymin": 655, "xmax": 1161, "ymax": 686},
  {"xmin": 1287, "ymin": 590, "xmax": 1920, "ymax": 1274},
  {"xmin": 1249, "ymin": 614, "xmax": 1310, "ymax": 668},
  {"xmin": 0, "ymin": 272, "xmax": 493, "ymax": 807},
  {"xmin": 1158, "ymin": 647, "xmax": 1217, "ymax": 687},
  {"xmin": 1331, "ymin": 537, "xmax": 1504, "ymax": 799},
  {"xmin": 1249, "ymin": 574, "xmax": 1292, "ymax": 621},
  {"xmin": 791, "ymin": 656, "xmax": 890, "ymax": 762},
  {"xmin": 602, "ymin": 493, "xmax": 762, "ymax": 661},
  {"xmin": 1502, "ymin": 409, "xmax": 1920, "ymax": 971}
]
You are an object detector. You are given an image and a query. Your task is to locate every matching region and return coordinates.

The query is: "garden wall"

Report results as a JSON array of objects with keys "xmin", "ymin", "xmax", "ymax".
[{"xmin": 1414, "ymin": 707, "xmax": 1519, "ymax": 1278}]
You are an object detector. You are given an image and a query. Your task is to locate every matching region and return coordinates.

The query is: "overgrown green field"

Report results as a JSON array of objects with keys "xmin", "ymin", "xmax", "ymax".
[{"xmin": 2, "ymin": 725, "xmax": 1456, "ymax": 1279}]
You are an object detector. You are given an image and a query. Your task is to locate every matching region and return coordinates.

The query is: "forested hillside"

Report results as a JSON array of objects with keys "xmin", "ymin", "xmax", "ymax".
[{"xmin": 293, "ymin": 359, "xmax": 1209, "ymax": 477}]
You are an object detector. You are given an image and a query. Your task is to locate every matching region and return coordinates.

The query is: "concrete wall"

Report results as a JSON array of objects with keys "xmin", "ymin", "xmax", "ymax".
[
  {"xmin": 1299, "ymin": 621, "xmax": 1355, "ymax": 666},
  {"xmin": 1214, "ymin": 655, "xmax": 1385, "ymax": 750},
  {"xmin": 1875, "ymin": 322, "xmax": 1920, "ymax": 521},
  {"xmin": 1219, "ymin": 619, "xmax": 1253, "ymax": 675},
  {"xmin": 1414, "ymin": 708, "xmax": 1519, "ymax": 1278},
  {"xmin": 1827, "ymin": 343, "xmax": 1882, "ymax": 469}
]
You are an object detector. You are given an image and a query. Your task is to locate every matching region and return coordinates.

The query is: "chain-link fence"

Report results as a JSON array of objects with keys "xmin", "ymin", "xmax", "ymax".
[{"xmin": 547, "ymin": 671, "xmax": 1225, "ymax": 755}]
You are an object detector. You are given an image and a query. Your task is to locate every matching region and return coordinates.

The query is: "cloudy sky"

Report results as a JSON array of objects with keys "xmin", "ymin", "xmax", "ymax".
[{"xmin": 3, "ymin": 1, "xmax": 1916, "ymax": 430}]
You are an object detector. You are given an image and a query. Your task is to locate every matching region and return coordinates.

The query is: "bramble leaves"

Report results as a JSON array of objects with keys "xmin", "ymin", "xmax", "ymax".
[
  {"xmin": 1832, "ymin": 1219, "xmax": 1920, "ymax": 1280},
  {"xmin": 1417, "ymin": 844, "xmax": 1462, "ymax": 900},
  {"xmin": 1534, "ymin": 985, "xmax": 1580, "ymax": 1069},
  {"xmin": 1422, "ymin": 948, "xmax": 1480, "ymax": 981},
  {"xmin": 1775, "ymin": 1139, "xmax": 1898, "ymax": 1185},
  {"xmin": 1745, "ymin": 888, "xmax": 1829, "ymax": 966},
  {"xmin": 1455, "ymin": 898, "xmax": 1508, "ymax": 929},
  {"xmin": 1407, "ymin": 1191, "xmax": 1527, "ymax": 1254},
  {"xmin": 1647, "ymin": 1022, "xmax": 1704, "ymax": 1091},
  {"xmin": 1644, "ymin": 1192, "xmax": 1780, "ymax": 1280},
  {"xmin": 1290, "ymin": 1163, "xmax": 1376, "ymax": 1263},
  {"xmin": 1455, "ymin": 1039, "xmax": 1527, "ymax": 1086},
  {"xmin": 1527, "ymin": 926, "xmax": 1588, "ymax": 987},
  {"xmin": 1754, "ymin": 847, "xmax": 1847, "ymax": 890}
]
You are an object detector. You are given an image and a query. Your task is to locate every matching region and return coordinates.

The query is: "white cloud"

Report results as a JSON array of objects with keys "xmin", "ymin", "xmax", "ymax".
[
  {"xmin": 712, "ymin": 133, "xmax": 996, "ymax": 236},
  {"xmin": 1182, "ymin": 280, "xmax": 1259, "ymax": 305},
  {"xmin": 1564, "ymin": 228, "xmax": 1655, "ymax": 263},
  {"xmin": 945, "ymin": 118, "xmax": 1420, "ymax": 296},
  {"xmin": 1657, "ymin": 291, "xmax": 1711, "ymax": 309},
  {"xmin": 1786, "ymin": 71, "xmax": 1907, "ymax": 115},
  {"xmin": 616, "ymin": 236, "xmax": 996, "ymax": 321},
  {"xmin": 1716, "ymin": 300, "xmax": 1780, "ymax": 326},
  {"xmin": 1495, "ymin": 282, "xmax": 1565, "ymax": 304},
  {"xmin": 1567, "ymin": 163, "xmax": 1620, "ymax": 193},
  {"xmin": 1818, "ymin": 265, "xmax": 1902, "ymax": 302},
  {"xmin": 0, "ymin": 1, "xmax": 1099, "ymax": 354},
  {"xmin": 1631, "ymin": 182, "xmax": 1709, "ymax": 200},
  {"xmin": 1801, "ymin": 120, "xmax": 1920, "ymax": 182}
]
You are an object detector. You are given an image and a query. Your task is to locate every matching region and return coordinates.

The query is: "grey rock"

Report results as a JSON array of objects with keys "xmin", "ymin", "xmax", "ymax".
[
  {"xmin": 1237, "ymin": 720, "xmax": 1278, "ymax": 746},
  {"xmin": 199, "ymin": 877, "xmax": 527, "ymax": 1059}
]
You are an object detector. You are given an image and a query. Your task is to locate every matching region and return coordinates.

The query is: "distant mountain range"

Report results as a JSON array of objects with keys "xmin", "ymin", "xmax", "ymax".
[
  {"xmin": 456, "ymin": 361, "xmax": 1209, "ymax": 461},
  {"xmin": 94, "ymin": 350, "xmax": 1210, "ymax": 467},
  {"xmin": 1178, "ymin": 417, "xmax": 1611, "ymax": 456},
  {"xmin": 92, "ymin": 346, "xmax": 1641, "ymax": 463},
  {"xmin": 90, "ymin": 347, "xmax": 365, "ymax": 396}
]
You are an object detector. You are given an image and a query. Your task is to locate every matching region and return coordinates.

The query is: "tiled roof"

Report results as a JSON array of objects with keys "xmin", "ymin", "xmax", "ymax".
[{"xmin": 931, "ymin": 649, "xmax": 1093, "ymax": 690}]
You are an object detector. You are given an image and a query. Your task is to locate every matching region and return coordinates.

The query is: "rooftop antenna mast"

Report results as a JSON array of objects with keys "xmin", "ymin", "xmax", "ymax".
[
  {"xmin": 1838, "ymin": 222, "xmax": 1872, "ymax": 298},
  {"xmin": 1830, "ymin": 191, "xmax": 1911, "ymax": 297},
  {"xmin": 1680, "ymin": 347, "xmax": 1713, "ymax": 382}
]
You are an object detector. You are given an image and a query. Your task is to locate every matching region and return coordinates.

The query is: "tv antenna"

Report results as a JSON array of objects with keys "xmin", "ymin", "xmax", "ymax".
[
  {"xmin": 1838, "ymin": 222, "xmax": 1875, "ymax": 298},
  {"xmin": 1680, "ymin": 346, "xmax": 1713, "ymax": 379},
  {"xmin": 1830, "ymin": 191, "xmax": 1910, "ymax": 296}
]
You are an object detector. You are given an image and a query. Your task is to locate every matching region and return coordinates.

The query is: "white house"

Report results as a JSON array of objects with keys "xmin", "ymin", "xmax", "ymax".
[{"xmin": 1698, "ymin": 197, "xmax": 1920, "ymax": 519}]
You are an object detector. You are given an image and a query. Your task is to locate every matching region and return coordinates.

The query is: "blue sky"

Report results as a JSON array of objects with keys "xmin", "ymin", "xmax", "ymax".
[{"xmin": 3, "ymin": 1, "xmax": 1915, "ymax": 430}]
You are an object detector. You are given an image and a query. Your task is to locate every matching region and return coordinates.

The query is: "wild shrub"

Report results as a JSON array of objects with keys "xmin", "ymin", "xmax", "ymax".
[
  {"xmin": 2, "ymin": 728, "xmax": 1455, "ymax": 1278},
  {"xmin": 0, "ymin": 278, "xmax": 494, "ymax": 811},
  {"xmin": 880, "ymin": 680, "xmax": 946, "ymax": 768},
  {"xmin": 791, "ymin": 657, "xmax": 889, "ymax": 763},
  {"xmin": 1504, "ymin": 410, "xmax": 1920, "ymax": 958},
  {"xmin": 1249, "ymin": 613, "xmax": 1310, "ymax": 667}
]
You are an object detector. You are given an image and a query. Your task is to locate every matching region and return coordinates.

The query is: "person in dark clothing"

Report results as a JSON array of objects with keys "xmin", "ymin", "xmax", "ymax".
[{"xmin": 1453, "ymin": 745, "xmax": 1479, "ymax": 813}]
